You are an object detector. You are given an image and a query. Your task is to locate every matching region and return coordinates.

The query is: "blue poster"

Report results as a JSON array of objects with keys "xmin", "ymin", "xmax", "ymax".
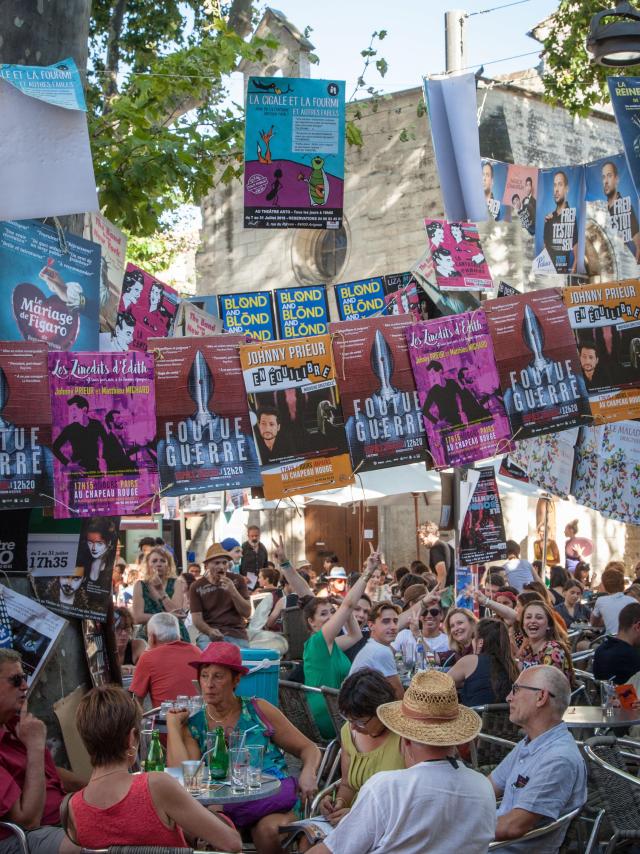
[
  {"xmin": 0, "ymin": 57, "xmax": 86, "ymax": 110},
  {"xmin": 585, "ymin": 153, "xmax": 640, "ymax": 263},
  {"xmin": 533, "ymin": 165, "xmax": 586, "ymax": 275},
  {"xmin": 608, "ymin": 77, "xmax": 640, "ymax": 199},
  {"xmin": 274, "ymin": 284, "xmax": 329, "ymax": 339},
  {"xmin": 244, "ymin": 76, "xmax": 345, "ymax": 229},
  {"xmin": 335, "ymin": 277, "xmax": 386, "ymax": 320},
  {"xmin": 482, "ymin": 159, "xmax": 509, "ymax": 221},
  {"xmin": 218, "ymin": 291, "xmax": 276, "ymax": 341},
  {"xmin": 0, "ymin": 220, "xmax": 100, "ymax": 351}
]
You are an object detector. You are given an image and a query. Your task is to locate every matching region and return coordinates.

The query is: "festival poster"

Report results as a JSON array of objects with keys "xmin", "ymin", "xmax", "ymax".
[
  {"xmin": 2, "ymin": 585, "xmax": 67, "ymax": 687},
  {"xmin": 405, "ymin": 311, "xmax": 512, "ymax": 468},
  {"xmin": 459, "ymin": 467, "xmax": 507, "ymax": 565},
  {"xmin": 218, "ymin": 291, "xmax": 276, "ymax": 341},
  {"xmin": 423, "ymin": 219, "xmax": 493, "ymax": 292},
  {"xmin": 571, "ymin": 425, "xmax": 600, "ymax": 511},
  {"xmin": 482, "ymin": 159, "xmax": 509, "ymax": 221},
  {"xmin": 329, "ymin": 315, "xmax": 428, "ymax": 472},
  {"xmin": 533, "ymin": 165, "xmax": 586, "ymax": 275},
  {"xmin": 149, "ymin": 335, "xmax": 261, "ymax": 496},
  {"xmin": 383, "ymin": 281, "xmax": 421, "ymax": 319},
  {"xmin": 30, "ymin": 516, "xmax": 120, "ymax": 622},
  {"xmin": 563, "ymin": 280, "xmax": 640, "ymax": 424},
  {"xmin": 48, "ymin": 351, "xmax": 159, "ymax": 518},
  {"xmin": 497, "ymin": 281, "xmax": 520, "ymax": 298},
  {"xmin": 608, "ymin": 77, "xmax": 640, "ymax": 198},
  {"xmin": 0, "ymin": 220, "xmax": 100, "ymax": 351},
  {"xmin": 239, "ymin": 335, "xmax": 354, "ymax": 498},
  {"xmin": 507, "ymin": 428, "xmax": 579, "ymax": 499},
  {"xmin": 412, "ymin": 252, "xmax": 481, "ymax": 317},
  {"xmin": 83, "ymin": 212, "xmax": 128, "ymax": 333},
  {"xmin": 585, "ymin": 153, "xmax": 640, "ymax": 263},
  {"xmin": 274, "ymin": 284, "xmax": 330, "ymax": 339},
  {"xmin": 116, "ymin": 264, "xmax": 178, "ymax": 352},
  {"xmin": 334, "ymin": 277, "xmax": 386, "ymax": 321},
  {"xmin": 244, "ymin": 76, "xmax": 345, "ymax": 229},
  {"xmin": 0, "ymin": 510, "xmax": 30, "ymax": 574},
  {"xmin": 172, "ymin": 301, "xmax": 222, "ymax": 338},
  {"xmin": 484, "ymin": 288, "xmax": 592, "ymax": 439},
  {"xmin": 502, "ymin": 164, "xmax": 538, "ymax": 235},
  {"xmin": 0, "ymin": 342, "xmax": 53, "ymax": 508}
]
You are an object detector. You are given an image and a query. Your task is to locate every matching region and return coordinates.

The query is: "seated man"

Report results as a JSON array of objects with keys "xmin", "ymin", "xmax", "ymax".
[
  {"xmin": 129, "ymin": 612, "xmax": 201, "ymax": 707},
  {"xmin": 348, "ymin": 602, "xmax": 403, "ymax": 699},
  {"xmin": 307, "ymin": 670, "xmax": 496, "ymax": 854},
  {"xmin": 593, "ymin": 601, "xmax": 640, "ymax": 684},
  {"xmin": 0, "ymin": 650, "xmax": 82, "ymax": 853},
  {"xmin": 189, "ymin": 543, "xmax": 251, "ymax": 650},
  {"xmin": 490, "ymin": 664, "xmax": 587, "ymax": 852},
  {"xmin": 591, "ymin": 564, "xmax": 636, "ymax": 635}
]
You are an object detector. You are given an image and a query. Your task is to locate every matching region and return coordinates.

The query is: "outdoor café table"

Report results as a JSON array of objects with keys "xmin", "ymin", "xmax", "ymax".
[
  {"xmin": 563, "ymin": 705, "xmax": 640, "ymax": 731},
  {"xmin": 165, "ymin": 766, "xmax": 281, "ymax": 806}
]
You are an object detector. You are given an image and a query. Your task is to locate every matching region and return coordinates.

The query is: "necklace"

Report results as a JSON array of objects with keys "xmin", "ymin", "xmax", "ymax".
[
  {"xmin": 206, "ymin": 700, "xmax": 239, "ymax": 726},
  {"xmin": 90, "ymin": 768, "xmax": 130, "ymax": 782}
]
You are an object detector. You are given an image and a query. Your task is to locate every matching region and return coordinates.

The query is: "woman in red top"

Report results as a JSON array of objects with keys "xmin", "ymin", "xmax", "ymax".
[{"xmin": 67, "ymin": 685, "xmax": 240, "ymax": 852}]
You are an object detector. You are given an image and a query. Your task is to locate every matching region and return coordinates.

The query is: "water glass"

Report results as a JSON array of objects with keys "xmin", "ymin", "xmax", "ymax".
[
  {"xmin": 182, "ymin": 760, "xmax": 203, "ymax": 794},
  {"xmin": 247, "ymin": 744, "xmax": 264, "ymax": 789},
  {"xmin": 175, "ymin": 695, "xmax": 190, "ymax": 712},
  {"xmin": 229, "ymin": 747, "xmax": 249, "ymax": 795},
  {"xmin": 160, "ymin": 701, "xmax": 174, "ymax": 719},
  {"xmin": 189, "ymin": 695, "xmax": 204, "ymax": 714},
  {"xmin": 227, "ymin": 730, "xmax": 244, "ymax": 751}
]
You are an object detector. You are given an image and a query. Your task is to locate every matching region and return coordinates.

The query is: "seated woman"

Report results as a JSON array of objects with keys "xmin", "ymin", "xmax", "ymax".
[
  {"xmin": 555, "ymin": 579, "xmax": 590, "ymax": 628},
  {"xmin": 132, "ymin": 546, "xmax": 190, "ymax": 642},
  {"xmin": 167, "ymin": 642, "xmax": 321, "ymax": 854},
  {"xmin": 517, "ymin": 600, "xmax": 575, "ymax": 686},
  {"xmin": 549, "ymin": 565, "xmax": 570, "ymax": 607},
  {"xmin": 66, "ymin": 685, "xmax": 240, "ymax": 852},
  {"xmin": 447, "ymin": 618, "xmax": 519, "ymax": 706},
  {"xmin": 444, "ymin": 607, "xmax": 478, "ymax": 662},
  {"xmin": 113, "ymin": 606, "xmax": 146, "ymax": 676}
]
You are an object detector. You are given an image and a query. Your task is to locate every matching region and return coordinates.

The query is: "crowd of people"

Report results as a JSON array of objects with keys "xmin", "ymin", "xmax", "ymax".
[{"xmin": 3, "ymin": 521, "xmax": 640, "ymax": 853}]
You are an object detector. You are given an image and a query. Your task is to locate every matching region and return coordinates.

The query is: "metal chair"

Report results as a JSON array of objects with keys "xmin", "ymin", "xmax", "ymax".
[
  {"xmin": 584, "ymin": 735, "xmax": 640, "ymax": 852},
  {"xmin": 282, "ymin": 608, "xmax": 308, "ymax": 661},
  {"xmin": 0, "ymin": 822, "xmax": 28, "ymax": 854},
  {"xmin": 468, "ymin": 704, "xmax": 521, "ymax": 773},
  {"xmin": 78, "ymin": 848, "xmax": 234, "ymax": 853},
  {"xmin": 487, "ymin": 807, "xmax": 590, "ymax": 851},
  {"xmin": 319, "ymin": 686, "xmax": 342, "ymax": 738},
  {"xmin": 278, "ymin": 680, "xmax": 326, "ymax": 744}
]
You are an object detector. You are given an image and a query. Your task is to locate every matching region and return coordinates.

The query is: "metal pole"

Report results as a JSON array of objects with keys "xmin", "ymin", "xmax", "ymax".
[
  {"xmin": 445, "ymin": 9, "xmax": 468, "ymax": 74},
  {"xmin": 541, "ymin": 495, "xmax": 550, "ymax": 581}
]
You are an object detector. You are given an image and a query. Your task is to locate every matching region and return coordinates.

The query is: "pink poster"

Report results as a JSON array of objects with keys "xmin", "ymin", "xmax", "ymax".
[
  {"xmin": 116, "ymin": 264, "xmax": 179, "ymax": 352},
  {"xmin": 424, "ymin": 219, "xmax": 493, "ymax": 292},
  {"xmin": 48, "ymin": 352, "xmax": 159, "ymax": 518},
  {"xmin": 501, "ymin": 164, "xmax": 538, "ymax": 234}
]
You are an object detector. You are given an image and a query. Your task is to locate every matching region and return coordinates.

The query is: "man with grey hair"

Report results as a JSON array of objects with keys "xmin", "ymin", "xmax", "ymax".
[
  {"xmin": 490, "ymin": 665, "xmax": 586, "ymax": 852},
  {"xmin": 130, "ymin": 612, "xmax": 201, "ymax": 707}
]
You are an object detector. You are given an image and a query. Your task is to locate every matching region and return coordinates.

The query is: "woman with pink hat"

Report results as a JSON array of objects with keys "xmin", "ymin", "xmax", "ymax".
[{"xmin": 167, "ymin": 641, "xmax": 321, "ymax": 853}]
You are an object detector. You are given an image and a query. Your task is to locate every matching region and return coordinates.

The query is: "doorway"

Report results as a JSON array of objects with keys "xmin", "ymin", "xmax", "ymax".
[{"xmin": 304, "ymin": 504, "xmax": 379, "ymax": 573}]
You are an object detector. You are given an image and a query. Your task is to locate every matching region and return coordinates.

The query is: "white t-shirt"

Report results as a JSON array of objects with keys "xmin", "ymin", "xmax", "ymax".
[
  {"xmin": 503, "ymin": 558, "xmax": 535, "ymax": 592},
  {"xmin": 349, "ymin": 638, "xmax": 397, "ymax": 678},
  {"xmin": 323, "ymin": 760, "xmax": 496, "ymax": 854},
  {"xmin": 593, "ymin": 592, "xmax": 637, "ymax": 635},
  {"xmin": 392, "ymin": 629, "xmax": 449, "ymax": 659}
]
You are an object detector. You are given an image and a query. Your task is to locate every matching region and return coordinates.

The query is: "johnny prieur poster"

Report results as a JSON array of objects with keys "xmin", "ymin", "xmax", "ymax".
[
  {"xmin": 48, "ymin": 352, "xmax": 159, "ymax": 517},
  {"xmin": 244, "ymin": 76, "xmax": 345, "ymax": 229}
]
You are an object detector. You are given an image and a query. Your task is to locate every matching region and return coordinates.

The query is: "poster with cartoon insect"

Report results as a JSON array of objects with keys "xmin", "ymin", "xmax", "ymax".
[{"xmin": 244, "ymin": 76, "xmax": 345, "ymax": 229}]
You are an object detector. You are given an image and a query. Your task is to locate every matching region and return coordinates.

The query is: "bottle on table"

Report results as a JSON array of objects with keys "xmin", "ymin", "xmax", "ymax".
[
  {"xmin": 145, "ymin": 730, "xmax": 165, "ymax": 772},
  {"xmin": 415, "ymin": 639, "xmax": 425, "ymax": 672},
  {"xmin": 208, "ymin": 726, "xmax": 229, "ymax": 782}
]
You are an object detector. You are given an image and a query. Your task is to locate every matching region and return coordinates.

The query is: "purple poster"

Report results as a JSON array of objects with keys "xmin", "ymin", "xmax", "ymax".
[
  {"xmin": 405, "ymin": 311, "xmax": 512, "ymax": 467},
  {"xmin": 48, "ymin": 352, "xmax": 159, "ymax": 518},
  {"xmin": 424, "ymin": 219, "xmax": 493, "ymax": 292}
]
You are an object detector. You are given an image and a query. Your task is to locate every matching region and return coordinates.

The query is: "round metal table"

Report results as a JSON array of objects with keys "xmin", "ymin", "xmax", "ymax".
[
  {"xmin": 165, "ymin": 767, "xmax": 281, "ymax": 805},
  {"xmin": 563, "ymin": 706, "xmax": 640, "ymax": 730}
]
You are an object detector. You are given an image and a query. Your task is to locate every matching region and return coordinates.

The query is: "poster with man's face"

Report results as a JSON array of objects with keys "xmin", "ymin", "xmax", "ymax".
[
  {"xmin": 585, "ymin": 153, "xmax": 640, "ymax": 263},
  {"xmin": 533, "ymin": 165, "xmax": 585, "ymax": 275}
]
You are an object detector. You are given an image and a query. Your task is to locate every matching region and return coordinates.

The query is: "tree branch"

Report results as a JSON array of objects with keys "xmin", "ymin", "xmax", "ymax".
[
  {"xmin": 227, "ymin": 0, "xmax": 254, "ymax": 39},
  {"xmin": 104, "ymin": 0, "xmax": 128, "ymax": 101}
]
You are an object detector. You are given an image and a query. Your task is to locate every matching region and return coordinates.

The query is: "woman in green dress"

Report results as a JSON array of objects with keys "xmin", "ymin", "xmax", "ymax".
[{"xmin": 132, "ymin": 546, "xmax": 190, "ymax": 642}]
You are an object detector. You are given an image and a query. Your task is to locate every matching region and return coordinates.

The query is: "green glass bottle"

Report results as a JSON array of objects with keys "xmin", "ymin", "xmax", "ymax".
[
  {"xmin": 208, "ymin": 727, "xmax": 229, "ymax": 781},
  {"xmin": 145, "ymin": 730, "xmax": 165, "ymax": 772}
]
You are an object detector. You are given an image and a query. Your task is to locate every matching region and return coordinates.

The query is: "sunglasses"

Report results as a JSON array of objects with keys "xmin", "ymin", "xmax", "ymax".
[
  {"xmin": 425, "ymin": 608, "xmax": 442, "ymax": 617},
  {"xmin": 511, "ymin": 683, "xmax": 555, "ymax": 698},
  {"xmin": 4, "ymin": 673, "xmax": 27, "ymax": 687}
]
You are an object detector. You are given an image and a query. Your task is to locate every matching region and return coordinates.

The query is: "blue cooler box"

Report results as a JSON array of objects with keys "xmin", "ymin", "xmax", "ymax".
[{"xmin": 237, "ymin": 648, "xmax": 280, "ymax": 706}]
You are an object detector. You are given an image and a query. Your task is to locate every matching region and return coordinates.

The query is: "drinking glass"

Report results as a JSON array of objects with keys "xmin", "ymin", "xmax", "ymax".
[
  {"xmin": 229, "ymin": 748, "xmax": 249, "ymax": 795},
  {"xmin": 182, "ymin": 760, "xmax": 203, "ymax": 794},
  {"xmin": 227, "ymin": 730, "xmax": 244, "ymax": 751},
  {"xmin": 175, "ymin": 695, "xmax": 190, "ymax": 712},
  {"xmin": 160, "ymin": 701, "xmax": 174, "ymax": 719},
  {"xmin": 247, "ymin": 744, "xmax": 264, "ymax": 789}
]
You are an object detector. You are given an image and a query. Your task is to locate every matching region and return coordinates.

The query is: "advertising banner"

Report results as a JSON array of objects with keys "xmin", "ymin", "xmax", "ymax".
[
  {"xmin": 424, "ymin": 219, "xmax": 493, "ymax": 292},
  {"xmin": 115, "ymin": 264, "xmax": 178, "ymax": 352},
  {"xmin": 482, "ymin": 159, "xmax": 509, "ymax": 221},
  {"xmin": 173, "ymin": 301, "xmax": 222, "ymax": 338},
  {"xmin": 49, "ymin": 352, "xmax": 159, "ymax": 518},
  {"xmin": 484, "ymin": 288, "xmax": 592, "ymax": 440},
  {"xmin": 563, "ymin": 280, "xmax": 640, "ymax": 423},
  {"xmin": 239, "ymin": 335, "xmax": 354, "ymax": 498},
  {"xmin": 0, "ymin": 510, "xmax": 30, "ymax": 574},
  {"xmin": 150, "ymin": 335, "xmax": 261, "ymax": 495},
  {"xmin": 608, "ymin": 77, "xmax": 640, "ymax": 198},
  {"xmin": 83, "ymin": 212, "xmax": 127, "ymax": 333},
  {"xmin": 274, "ymin": 284, "xmax": 329, "ymax": 339},
  {"xmin": 31, "ymin": 516, "xmax": 120, "ymax": 622},
  {"xmin": 0, "ymin": 220, "xmax": 100, "ymax": 351},
  {"xmin": 0, "ymin": 342, "xmax": 53, "ymax": 508},
  {"xmin": 329, "ymin": 315, "xmax": 427, "ymax": 472},
  {"xmin": 459, "ymin": 467, "xmax": 507, "ymax": 565},
  {"xmin": 2, "ymin": 585, "xmax": 67, "ymax": 687},
  {"xmin": 244, "ymin": 76, "xmax": 345, "ymax": 229},
  {"xmin": 219, "ymin": 291, "xmax": 276, "ymax": 341},
  {"xmin": 502, "ymin": 164, "xmax": 538, "ymax": 235},
  {"xmin": 334, "ymin": 277, "xmax": 386, "ymax": 321},
  {"xmin": 507, "ymin": 428, "xmax": 579, "ymax": 499},
  {"xmin": 585, "ymin": 153, "xmax": 640, "ymax": 262},
  {"xmin": 533, "ymin": 165, "xmax": 585, "ymax": 275},
  {"xmin": 405, "ymin": 311, "xmax": 511, "ymax": 467}
]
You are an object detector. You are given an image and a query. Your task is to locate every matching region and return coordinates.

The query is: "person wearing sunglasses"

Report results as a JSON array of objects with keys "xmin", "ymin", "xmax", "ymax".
[
  {"xmin": 490, "ymin": 665, "xmax": 587, "ymax": 851},
  {"xmin": 0, "ymin": 650, "xmax": 84, "ymax": 853}
]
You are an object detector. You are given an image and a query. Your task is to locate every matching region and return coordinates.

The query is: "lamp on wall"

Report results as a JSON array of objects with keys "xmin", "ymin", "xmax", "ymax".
[{"xmin": 587, "ymin": 0, "xmax": 640, "ymax": 66}]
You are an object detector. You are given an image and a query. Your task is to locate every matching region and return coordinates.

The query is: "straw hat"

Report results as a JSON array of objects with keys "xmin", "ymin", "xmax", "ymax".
[
  {"xmin": 403, "ymin": 583, "xmax": 427, "ymax": 606},
  {"xmin": 377, "ymin": 670, "xmax": 481, "ymax": 746},
  {"xmin": 204, "ymin": 543, "xmax": 233, "ymax": 563}
]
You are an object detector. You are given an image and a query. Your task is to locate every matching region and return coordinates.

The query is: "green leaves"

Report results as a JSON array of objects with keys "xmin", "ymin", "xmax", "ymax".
[{"xmin": 346, "ymin": 120, "xmax": 364, "ymax": 147}]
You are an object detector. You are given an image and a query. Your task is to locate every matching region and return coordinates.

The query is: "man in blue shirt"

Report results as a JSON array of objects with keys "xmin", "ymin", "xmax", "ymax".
[{"xmin": 490, "ymin": 665, "xmax": 587, "ymax": 853}]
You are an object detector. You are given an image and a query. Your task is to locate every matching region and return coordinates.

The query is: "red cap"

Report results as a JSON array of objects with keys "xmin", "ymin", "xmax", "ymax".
[{"xmin": 189, "ymin": 641, "xmax": 249, "ymax": 675}]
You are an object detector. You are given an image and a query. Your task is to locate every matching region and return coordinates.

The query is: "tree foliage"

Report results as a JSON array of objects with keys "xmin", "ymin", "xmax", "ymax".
[{"xmin": 541, "ymin": 0, "xmax": 640, "ymax": 116}]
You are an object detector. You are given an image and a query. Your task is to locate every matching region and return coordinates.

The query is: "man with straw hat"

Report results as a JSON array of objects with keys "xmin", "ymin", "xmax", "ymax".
[{"xmin": 308, "ymin": 670, "xmax": 496, "ymax": 854}]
